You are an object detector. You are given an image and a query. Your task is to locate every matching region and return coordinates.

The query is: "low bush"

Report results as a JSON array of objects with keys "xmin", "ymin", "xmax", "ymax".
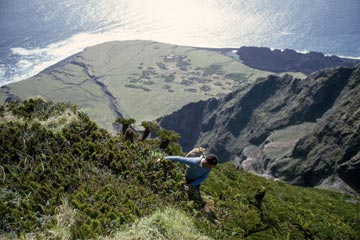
[{"xmin": 1, "ymin": 99, "xmax": 359, "ymax": 239}]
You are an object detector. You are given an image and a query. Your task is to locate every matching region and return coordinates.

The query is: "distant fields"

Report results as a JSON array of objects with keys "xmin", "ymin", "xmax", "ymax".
[{"xmin": 0, "ymin": 40, "xmax": 305, "ymax": 133}]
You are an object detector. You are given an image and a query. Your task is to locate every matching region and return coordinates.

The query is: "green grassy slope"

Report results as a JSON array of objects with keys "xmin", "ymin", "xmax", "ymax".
[{"xmin": 0, "ymin": 99, "xmax": 359, "ymax": 240}]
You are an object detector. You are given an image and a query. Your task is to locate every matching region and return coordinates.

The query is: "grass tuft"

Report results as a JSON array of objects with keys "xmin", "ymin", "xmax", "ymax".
[{"xmin": 103, "ymin": 207, "xmax": 211, "ymax": 240}]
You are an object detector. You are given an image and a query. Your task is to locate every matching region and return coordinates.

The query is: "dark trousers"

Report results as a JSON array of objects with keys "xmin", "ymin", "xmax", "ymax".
[{"xmin": 186, "ymin": 178, "xmax": 202, "ymax": 201}]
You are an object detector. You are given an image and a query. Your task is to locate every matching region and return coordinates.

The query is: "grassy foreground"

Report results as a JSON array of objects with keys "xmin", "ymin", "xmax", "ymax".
[{"xmin": 0, "ymin": 99, "xmax": 359, "ymax": 239}]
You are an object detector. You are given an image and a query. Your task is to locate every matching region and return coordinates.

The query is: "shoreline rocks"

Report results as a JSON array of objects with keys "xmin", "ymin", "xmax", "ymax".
[{"xmin": 237, "ymin": 46, "xmax": 360, "ymax": 74}]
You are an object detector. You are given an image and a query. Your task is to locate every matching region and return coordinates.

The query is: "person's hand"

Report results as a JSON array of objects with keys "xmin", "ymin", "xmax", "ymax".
[{"xmin": 184, "ymin": 184, "xmax": 192, "ymax": 191}]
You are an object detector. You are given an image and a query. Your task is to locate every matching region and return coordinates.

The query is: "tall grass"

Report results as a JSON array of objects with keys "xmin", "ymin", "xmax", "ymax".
[{"xmin": 103, "ymin": 207, "xmax": 211, "ymax": 240}]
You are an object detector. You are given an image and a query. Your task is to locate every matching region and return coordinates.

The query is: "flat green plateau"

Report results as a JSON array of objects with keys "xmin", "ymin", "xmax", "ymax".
[{"xmin": 0, "ymin": 40, "xmax": 306, "ymax": 133}]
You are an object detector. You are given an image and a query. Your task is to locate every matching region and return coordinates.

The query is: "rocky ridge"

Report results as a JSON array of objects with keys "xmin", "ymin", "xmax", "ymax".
[
  {"xmin": 158, "ymin": 64, "xmax": 360, "ymax": 193},
  {"xmin": 237, "ymin": 46, "xmax": 360, "ymax": 74}
]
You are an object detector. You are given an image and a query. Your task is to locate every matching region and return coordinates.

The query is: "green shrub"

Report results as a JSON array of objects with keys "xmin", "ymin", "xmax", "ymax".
[{"xmin": 1, "ymin": 99, "xmax": 359, "ymax": 240}]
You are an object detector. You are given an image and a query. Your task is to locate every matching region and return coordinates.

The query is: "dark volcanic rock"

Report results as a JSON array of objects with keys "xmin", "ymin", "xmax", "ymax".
[
  {"xmin": 158, "ymin": 64, "xmax": 360, "ymax": 193},
  {"xmin": 338, "ymin": 153, "xmax": 360, "ymax": 192},
  {"xmin": 237, "ymin": 46, "xmax": 360, "ymax": 75},
  {"xmin": 158, "ymin": 98, "xmax": 219, "ymax": 151},
  {"xmin": 286, "ymin": 65, "xmax": 360, "ymax": 190}
]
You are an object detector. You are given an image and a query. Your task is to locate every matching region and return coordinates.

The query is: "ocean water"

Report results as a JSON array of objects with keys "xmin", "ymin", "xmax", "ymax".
[{"xmin": 1, "ymin": 0, "xmax": 360, "ymax": 86}]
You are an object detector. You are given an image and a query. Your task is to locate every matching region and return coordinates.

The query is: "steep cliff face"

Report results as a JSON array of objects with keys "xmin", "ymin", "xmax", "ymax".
[
  {"xmin": 158, "ymin": 65, "xmax": 360, "ymax": 193},
  {"xmin": 285, "ymin": 65, "xmax": 360, "ymax": 191},
  {"xmin": 158, "ymin": 98, "xmax": 219, "ymax": 151},
  {"xmin": 237, "ymin": 46, "xmax": 360, "ymax": 75}
]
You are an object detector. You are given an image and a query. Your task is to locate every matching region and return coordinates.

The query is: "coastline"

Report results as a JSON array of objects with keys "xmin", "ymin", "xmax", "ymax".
[
  {"xmin": 2, "ymin": 39, "xmax": 360, "ymax": 87},
  {"xmin": 1, "ymin": 40, "xmax": 282, "ymax": 133},
  {"xmin": 36, "ymin": 42, "xmax": 360, "ymax": 79}
]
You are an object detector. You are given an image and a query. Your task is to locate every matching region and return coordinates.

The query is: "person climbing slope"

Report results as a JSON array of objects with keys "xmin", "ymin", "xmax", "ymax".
[{"xmin": 158, "ymin": 147, "xmax": 218, "ymax": 200}]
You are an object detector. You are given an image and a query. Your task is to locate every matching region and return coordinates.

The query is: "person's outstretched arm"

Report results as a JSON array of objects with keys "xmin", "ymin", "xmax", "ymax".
[{"xmin": 164, "ymin": 156, "xmax": 200, "ymax": 167}]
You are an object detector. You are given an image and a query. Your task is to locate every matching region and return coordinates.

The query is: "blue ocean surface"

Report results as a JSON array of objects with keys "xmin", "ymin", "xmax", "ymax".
[{"xmin": 1, "ymin": 0, "xmax": 360, "ymax": 86}]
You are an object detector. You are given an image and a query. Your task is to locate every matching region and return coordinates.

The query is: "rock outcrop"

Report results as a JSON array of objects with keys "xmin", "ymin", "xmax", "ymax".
[
  {"xmin": 158, "ymin": 64, "xmax": 360, "ymax": 193},
  {"xmin": 237, "ymin": 46, "xmax": 360, "ymax": 75}
]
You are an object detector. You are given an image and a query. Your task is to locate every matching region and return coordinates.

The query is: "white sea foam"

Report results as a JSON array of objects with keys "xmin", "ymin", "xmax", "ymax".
[
  {"xmin": 278, "ymin": 31, "xmax": 295, "ymax": 35},
  {"xmin": 6, "ymin": 32, "xmax": 115, "ymax": 86},
  {"xmin": 336, "ymin": 55, "xmax": 360, "ymax": 60},
  {"xmin": 11, "ymin": 48, "xmax": 44, "ymax": 56},
  {"xmin": 4, "ymin": 0, "xmax": 240, "ymax": 86},
  {"xmin": 296, "ymin": 49, "xmax": 311, "ymax": 54},
  {"xmin": 0, "ymin": 65, "xmax": 5, "ymax": 83},
  {"xmin": 259, "ymin": 47, "xmax": 360, "ymax": 59}
]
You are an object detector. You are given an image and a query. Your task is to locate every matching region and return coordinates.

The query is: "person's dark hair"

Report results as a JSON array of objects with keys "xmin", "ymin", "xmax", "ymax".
[{"xmin": 205, "ymin": 154, "xmax": 218, "ymax": 166}]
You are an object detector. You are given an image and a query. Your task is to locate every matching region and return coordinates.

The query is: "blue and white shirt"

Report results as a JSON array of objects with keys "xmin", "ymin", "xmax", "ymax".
[{"xmin": 164, "ymin": 156, "xmax": 211, "ymax": 187}]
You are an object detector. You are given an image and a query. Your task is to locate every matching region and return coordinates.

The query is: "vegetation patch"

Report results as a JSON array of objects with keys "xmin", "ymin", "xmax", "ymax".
[
  {"xmin": 161, "ymin": 85, "xmax": 172, "ymax": 90},
  {"xmin": 180, "ymin": 80, "xmax": 193, "ymax": 86},
  {"xmin": 143, "ymin": 80, "xmax": 155, "ymax": 85},
  {"xmin": 104, "ymin": 207, "xmax": 211, "ymax": 240},
  {"xmin": 156, "ymin": 62, "xmax": 167, "ymax": 70},
  {"xmin": 225, "ymin": 73, "xmax": 247, "ymax": 82},
  {"xmin": 203, "ymin": 64, "xmax": 224, "ymax": 76},
  {"xmin": 200, "ymin": 85, "xmax": 211, "ymax": 92},
  {"xmin": 1, "ymin": 99, "xmax": 359, "ymax": 240},
  {"xmin": 124, "ymin": 84, "xmax": 151, "ymax": 92},
  {"xmin": 184, "ymin": 88, "xmax": 198, "ymax": 93},
  {"xmin": 163, "ymin": 74, "xmax": 176, "ymax": 82}
]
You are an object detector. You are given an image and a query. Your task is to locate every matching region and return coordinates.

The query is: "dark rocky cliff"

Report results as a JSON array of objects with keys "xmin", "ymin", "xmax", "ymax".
[
  {"xmin": 237, "ymin": 46, "xmax": 360, "ymax": 75},
  {"xmin": 158, "ymin": 98, "xmax": 219, "ymax": 151},
  {"xmin": 158, "ymin": 64, "xmax": 360, "ymax": 193},
  {"xmin": 286, "ymin": 65, "xmax": 360, "ymax": 192}
]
